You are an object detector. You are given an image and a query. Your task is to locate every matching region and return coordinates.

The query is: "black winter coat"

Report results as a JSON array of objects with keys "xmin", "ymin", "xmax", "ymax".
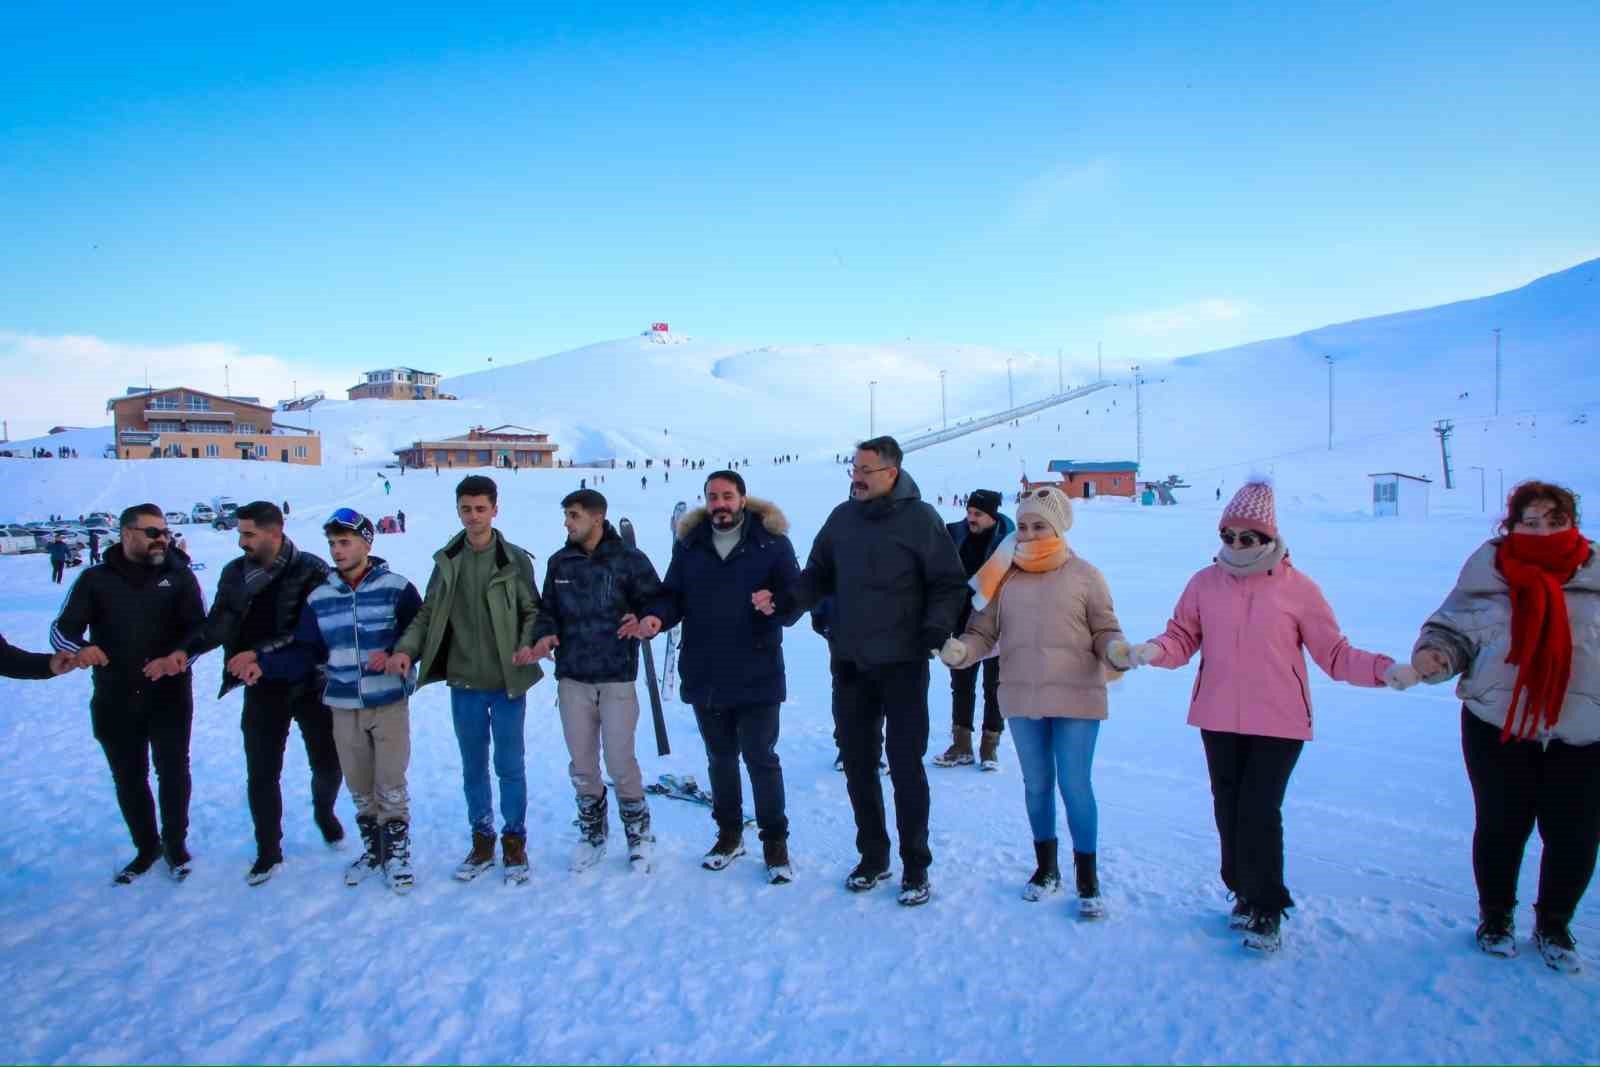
[
  {"xmin": 647, "ymin": 499, "xmax": 801, "ymax": 707},
  {"xmin": 532, "ymin": 522, "xmax": 663, "ymax": 684},
  {"xmin": 783, "ymin": 470, "xmax": 968, "ymax": 668},
  {"xmin": 1, "ymin": 634, "xmax": 55, "ymax": 680},
  {"xmin": 50, "ymin": 544, "xmax": 206, "ymax": 714},
  {"xmin": 180, "ymin": 537, "xmax": 330, "ymax": 697}
]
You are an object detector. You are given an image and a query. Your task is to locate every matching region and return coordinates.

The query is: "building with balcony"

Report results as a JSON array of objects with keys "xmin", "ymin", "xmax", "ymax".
[
  {"xmin": 347, "ymin": 367, "xmax": 443, "ymax": 401},
  {"xmin": 393, "ymin": 425, "xmax": 559, "ymax": 470},
  {"xmin": 107, "ymin": 387, "xmax": 322, "ymax": 465}
]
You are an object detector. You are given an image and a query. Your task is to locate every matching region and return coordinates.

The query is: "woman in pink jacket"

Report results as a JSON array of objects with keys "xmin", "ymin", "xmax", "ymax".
[{"xmin": 1128, "ymin": 480, "xmax": 1405, "ymax": 953}]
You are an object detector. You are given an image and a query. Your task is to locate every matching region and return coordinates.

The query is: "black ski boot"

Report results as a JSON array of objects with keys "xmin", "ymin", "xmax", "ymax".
[
  {"xmin": 1022, "ymin": 839, "xmax": 1062, "ymax": 901},
  {"xmin": 1074, "ymin": 850, "xmax": 1104, "ymax": 920},
  {"xmin": 570, "ymin": 792, "xmax": 609, "ymax": 872},
  {"xmin": 383, "ymin": 820, "xmax": 415, "ymax": 894},
  {"xmin": 620, "ymin": 796, "xmax": 655, "ymax": 874},
  {"xmin": 347, "ymin": 815, "xmax": 383, "ymax": 887}
]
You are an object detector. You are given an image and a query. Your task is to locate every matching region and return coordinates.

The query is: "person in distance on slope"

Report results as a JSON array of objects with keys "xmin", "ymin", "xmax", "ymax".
[
  {"xmin": 932, "ymin": 489, "xmax": 1015, "ymax": 772},
  {"xmin": 631, "ymin": 470, "xmax": 802, "ymax": 883},
  {"xmin": 941, "ymin": 486, "xmax": 1125, "ymax": 918},
  {"xmin": 1124, "ymin": 479, "xmax": 1407, "ymax": 953},
  {"xmin": 387, "ymin": 476, "xmax": 542, "ymax": 885},
  {"xmin": 0, "ymin": 633, "xmax": 78, "ymax": 680},
  {"xmin": 254, "ymin": 509, "xmax": 423, "ymax": 894},
  {"xmin": 1402, "ymin": 481, "xmax": 1599, "ymax": 974},
  {"xmin": 529, "ymin": 489, "xmax": 663, "ymax": 874},
  {"xmin": 51, "ymin": 505, "xmax": 205, "ymax": 884}
]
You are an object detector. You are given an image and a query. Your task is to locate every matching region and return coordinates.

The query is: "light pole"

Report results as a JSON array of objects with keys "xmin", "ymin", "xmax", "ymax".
[
  {"xmin": 1132, "ymin": 364, "xmax": 1144, "ymax": 468},
  {"xmin": 938, "ymin": 370, "xmax": 947, "ymax": 430},
  {"xmin": 1006, "ymin": 358, "xmax": 1014, "ymax": 411},
  {"xmin": 1325, "ymin": 355, "xmax": 1334, "ymax": 451},
  {"xmin": 869, "ymin": 380, "xmax": 878, "ymax": 437},
  {"xmin": 1470, "ymin": 465, "xmax": 1486, "ymax": 512},
  {"xmin": 1492, "ymin": 327, "xmax": 1502, "ymax": 416}
]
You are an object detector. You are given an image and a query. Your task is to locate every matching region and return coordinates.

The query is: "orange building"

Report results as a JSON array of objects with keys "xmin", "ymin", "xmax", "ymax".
[
  {"xmin": 1045, "ymin": 460, "xmax": 1140, "ymax": 499},
  {"xmin": 347, "ymin": 367, "xmax": 442, "ymax": 400},
  {"xmin": 393, "ymin": 425, "xmax": 559, "ymax": 470},
  {"xmin": 108, "ymin": 387, "xmax": 322, "ymax": 464}
]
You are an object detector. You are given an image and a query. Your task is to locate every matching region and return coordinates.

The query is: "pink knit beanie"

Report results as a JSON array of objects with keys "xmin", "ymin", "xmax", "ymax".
[{"xmin": 1220, "ymin": 480, "xmax": 1278, "ymax": 539}]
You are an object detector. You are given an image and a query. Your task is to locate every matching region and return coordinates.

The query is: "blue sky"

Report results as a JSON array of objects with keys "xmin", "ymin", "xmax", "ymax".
[{"xmin": 2, "ymin": 1, "xmax": 1597, "ymax": 431}]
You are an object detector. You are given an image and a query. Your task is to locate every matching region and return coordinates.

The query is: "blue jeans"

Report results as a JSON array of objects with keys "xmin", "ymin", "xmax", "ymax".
[
  {"xmin": 450, "ymin": 688, "xmax": 528, "ymax": 838},
  {"xmin": 1008, "ymin": 717, "xmax": 1100, "ymax": 852}
]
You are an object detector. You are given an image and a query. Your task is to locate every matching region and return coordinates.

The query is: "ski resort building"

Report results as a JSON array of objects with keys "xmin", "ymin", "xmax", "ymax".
[
  {"xmin": 1369, "ymin": 472, "xmax": 1432, "ymax": 519},
  {"xmin": 1045, "ymin": 459, "xmax": 1140, "ymax": 499},
  {"xmin": 393, "ymin": 425, "xmax": 560, "ymax": 470},
  {"xmin": 107, "ymin": 387, "xmax": 323, "ymax": 464},
  {"xmin": 347, "ymin": 367, "xmax": 443, "ymax": 401}
]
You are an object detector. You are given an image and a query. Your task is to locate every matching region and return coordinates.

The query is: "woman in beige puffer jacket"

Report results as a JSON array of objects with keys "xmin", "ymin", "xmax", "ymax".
[{"xmin": 940, "ymin": 485, "xmax": 1128, "ymax": 917}]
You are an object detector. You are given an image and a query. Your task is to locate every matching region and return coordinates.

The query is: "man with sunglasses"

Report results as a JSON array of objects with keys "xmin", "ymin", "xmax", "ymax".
[
  {"xmin": 754, "ymin": 436, "xmax": 967, "ymax": 906},
  {"xmin": 154, "ymin": 500, "xmax": 343, "ymax": 885},
  {"xmin": 50, "ymin": 504, "xmax": 206, "ymax": 884}
]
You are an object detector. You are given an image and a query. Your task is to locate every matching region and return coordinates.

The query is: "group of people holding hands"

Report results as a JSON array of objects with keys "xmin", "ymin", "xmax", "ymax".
[{"xmin": 4, "ymin": 435, "xmax": 1593, "ymax": 971}]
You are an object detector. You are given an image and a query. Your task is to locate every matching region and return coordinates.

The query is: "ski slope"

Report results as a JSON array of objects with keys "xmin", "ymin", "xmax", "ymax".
[{"xmin": 1, "ymin": 261, "xmax": 1598, "ymax": 1064}]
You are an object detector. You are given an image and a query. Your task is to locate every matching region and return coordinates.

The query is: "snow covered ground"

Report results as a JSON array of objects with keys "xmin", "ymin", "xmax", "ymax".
[{"xmin": 2, "ymin": 263, "xmax": 1598, "ymax": 1064}]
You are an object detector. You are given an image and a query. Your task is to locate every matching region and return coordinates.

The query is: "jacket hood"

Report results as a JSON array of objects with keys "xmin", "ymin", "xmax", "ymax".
[{"xmin": 674, "ymin": 497, "xmax": 790, "ymax": 542}]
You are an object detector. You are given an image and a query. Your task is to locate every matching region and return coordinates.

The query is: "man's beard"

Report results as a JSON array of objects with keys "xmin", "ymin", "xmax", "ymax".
[
  {"xmin": 144, "ymin": 548, "xmax": 166, "ymax": 566},
  {"xmin": 710, "ymin": 508, "xmax": 742, "ymax": 530}
]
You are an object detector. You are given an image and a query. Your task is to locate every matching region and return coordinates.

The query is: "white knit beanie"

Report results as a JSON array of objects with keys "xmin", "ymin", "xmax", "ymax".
[{"xmin": 1017, "ymin": 486, "xmax": 1074, "ymax": 537}]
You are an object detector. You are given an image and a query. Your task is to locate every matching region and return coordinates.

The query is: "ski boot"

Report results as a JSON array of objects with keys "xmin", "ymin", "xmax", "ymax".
[
  {"xmin": 383, "ymin": 820, "xmax": 415, "ymax": 894},
  {"xmin": 570, "ymin": 792, "xmax": 609, "ymax": 872},
  {"xmin": 346, "ymin": 815, "xmax": 383, "ymax": 887},
  {"xmin": 620, "ymin": 796, "xmax": 655, "ymax": 874}
]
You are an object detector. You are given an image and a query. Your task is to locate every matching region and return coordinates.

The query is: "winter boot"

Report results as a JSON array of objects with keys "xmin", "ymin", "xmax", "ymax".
[
  {"xmin": 932, "ymin": 727, "xmax": 975, "ymax": 768},
  {"xmin": 1243, "ymin": 907, "xmax": 1283, "ymax": 953},
  {"xmin": 346, "ymin": 815, "xmax": 383, "ymax": 887},
  {"xmin": 898, "ymin": 868, "xmax": 932, "ymax": 907},
  {"xmin": 764, "ymin": 838, "xmax": 794, "ymax": 885},
  {"xmin": 455, "ymin": 831, "xmax": 497, "ymax": 881},
  {"xmin": 1022, "ymin": 839, "xmax": 1062, "ymax": 901},
  {"xmin": 315, "ymin": 808, "xmax": 346, "ymax": 849},
  {"xmin": 164, "ymin": 840, "xmax": 193, "ymax": 883},
  {"xmin": 1475, "ymin": 907, "xmax": 1517, "ymax": 958},
  {"xmin": 1074, "ymin": 851, "xmax": 1104, "ymax": 919},
  {"xmin": 382, "ymin": 820, "xmax": 415, "ymax": 894},
  {"xmin": 246, "ymin": 852, "xmax": 285, "ymax": 886},
  {"xmin": 570, "ymin": 792, "xmax": 609, "ymax": 872},
  {"xmin": 1228, "ymin": 895, "xmax": 1252, "ymax": 930},
  {"xmin": 845, "ymin": 857, "xmax": 892, "ymax": 892},
  {"xmin": 113, "ymin": 845, "xmax": 163, "ymax": 886},
  {"xmin": 620, "ymin": 797, "xmax": 655, "ymax": 874},
  {"xmin": 702, "ymin": 826, "xmax": 746, "ymax": 871},
  {"xmin": 979, "ymin": 730, "xmax": 1003, "ymax": 773},
  {"xmin": 1534, "ymin": 910, "xmax": 1581, "ymax": 974},
  {"xmin": 501, "ymin": 832, "xmax": 530, "ymax": 885}
]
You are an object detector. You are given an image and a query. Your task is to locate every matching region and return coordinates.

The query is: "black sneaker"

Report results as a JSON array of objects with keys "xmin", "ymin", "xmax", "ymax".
[
  {"xmin": 844, "ymin": 859, "xmax": 892, "ymax": 892},
  {"xmin": 315, "ymin": 810, "xmax": 346, "ymax": 849},
  {"xmin": 113, "ymin": 847, "xmax": 163, "ymax": 886},
  {"xmin": 1228, "ymin": 896, "xmax": 1252, "ymax": 930},
  {"xmin": 246, "ymin": 854, "xmax": 285, "ymax": 886},
  {"xmin": 165, "ymin": 842, "xmax": 194, "ymax": 883},
  {"xmin": 1533, "ymin": 920, "xmax": 1581, "ymax": 974},
  {"xmin": 897, "ymin": 871, "xmax": 932, "ymax": 907},
  {"xmin": 1243, "ymin": 908, "xmax": 1282, "ymax": 953},
  {"xmin": 1475, "ymin": 909, "xmax": 1516, "ymax": 958}
]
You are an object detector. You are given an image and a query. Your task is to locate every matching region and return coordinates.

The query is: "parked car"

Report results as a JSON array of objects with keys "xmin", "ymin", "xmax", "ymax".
[
  {"xmin": 0, "ymin": 525, "xmax": 38, "ymax": 554},
  {"xmin": 191, "ymin": 503, "xmax": 216, "ymax": 523},
  {"xmin": 86, "ymin": 512, "xmax": 116, "ymax": 528},
  {"xmin": 212, "ymin": 514, "xmax": 239, "ymax": 531},
  {"xmin": 164, "ymin": 511, "xmax": 189, "ymax": 525}
]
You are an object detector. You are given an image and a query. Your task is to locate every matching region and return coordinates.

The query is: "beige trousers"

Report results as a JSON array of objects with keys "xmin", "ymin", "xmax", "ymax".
[
  {"xmin": 557, "ymin": 679, "xmax": 644, "ymax": 801},
  {"xmin": 331, "ymin": 700, "xmax": 411, "ymax": 824}
]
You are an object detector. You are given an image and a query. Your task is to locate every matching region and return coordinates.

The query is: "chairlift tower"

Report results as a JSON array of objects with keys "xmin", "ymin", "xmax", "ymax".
[
  {"xmin": 1132, "ymin": 364, "xmax": 1145, "ymax": 467},
  {"xmin": 1434, "ymin": 419, "xmax": 1456, "ymax": 489}
]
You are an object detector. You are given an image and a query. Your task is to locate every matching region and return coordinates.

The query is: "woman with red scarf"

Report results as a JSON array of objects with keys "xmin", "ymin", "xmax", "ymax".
[{"xmin": 1409, "ymin": 481, "xmax": 1599, "ymax": 973}]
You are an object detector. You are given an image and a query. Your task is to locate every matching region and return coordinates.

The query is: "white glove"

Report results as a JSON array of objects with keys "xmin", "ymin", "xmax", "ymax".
[
  {"xmin": 1383, "ymin": 663, "xmax": 1421, "ymax": 691},
  {"xmin": 939, "ymin": 637, "xmax": 971, "ymax": 669},
  {"xmin": 1106, "ymin": 640, "xmax": 1135, "ymax": 670},
  {"xmin": 1130, "ymin": 642, "xmax": 1162, "ymax": 667}
]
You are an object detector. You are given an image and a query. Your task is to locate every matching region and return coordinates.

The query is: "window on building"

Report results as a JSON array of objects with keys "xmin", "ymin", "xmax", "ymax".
[
  {"xmin": 294, "ymin": 446, "xmax": 308, "ymax": 459},
  {"xmin": 236, "ymin": 423, "xmax": 256, "ymax": 434},
  {"xmin": 204, "ymin": 444, "xmax": 219, "ymax": 458},
  {"xmin": 255, "ymin": 444, "xmax": 268, "ymax": 457},
  {"xmin": 187, "ymin": 396, "xmax": 211, "ymax": 411},
  {"xmin": 457, "ymin": 450, "xmax": 469, "ymax": 462},
  {"xmin": 150, "ymin": 396, "xmax": 179, "ymax": 411},
  {"xmin": 150, "ymin": 420, "xmax": 182, "ymax": 433}
]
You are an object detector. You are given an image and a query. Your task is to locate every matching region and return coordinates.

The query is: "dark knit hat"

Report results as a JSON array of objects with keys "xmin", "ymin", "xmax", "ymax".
[{"xmin": 967, "ymin": 489, "xmax": 1003, "ymax": 520}]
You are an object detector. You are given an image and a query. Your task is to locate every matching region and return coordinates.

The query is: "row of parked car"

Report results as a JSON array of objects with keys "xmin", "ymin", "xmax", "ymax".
[{"xmin": 0, "ymin": 498, "xmax": 242, "ymax": 555}]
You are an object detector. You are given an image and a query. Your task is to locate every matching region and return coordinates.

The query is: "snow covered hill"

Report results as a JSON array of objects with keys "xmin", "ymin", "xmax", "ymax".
[{"xmin": 1, "ymin": 260, "xmax": 1597, "ymax": 1064}]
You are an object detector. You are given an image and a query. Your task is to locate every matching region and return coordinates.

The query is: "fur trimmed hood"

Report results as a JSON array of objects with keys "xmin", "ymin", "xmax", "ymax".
[{"xmin": 675, "ymin": 497, "xmax": 789, "ymax": 542}]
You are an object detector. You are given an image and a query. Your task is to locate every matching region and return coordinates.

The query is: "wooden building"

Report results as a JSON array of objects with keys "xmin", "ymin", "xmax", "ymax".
[
  {"xmin": 107, "ymin": 387, "xmax": 322, "ymax": 464},
  {"xmin": 393, "ymin": 425, "xmax": 559, "ymax": 470}
]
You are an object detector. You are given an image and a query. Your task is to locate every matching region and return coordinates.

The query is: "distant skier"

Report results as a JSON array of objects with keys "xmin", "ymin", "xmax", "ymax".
[
  {"xmin": 396, "ymin": 509, "xmax": 406, "ymax": 533},
  {"xmin": 383, "ymin": 479, "xmax": 391, "ymax": 496},
  {"xmin": 88, "ymin": 527, "xmax": 101, "ymax": 564},
  {"xmin": 641, "ymin": 475, "xmax": 647, "ymax": 490}
]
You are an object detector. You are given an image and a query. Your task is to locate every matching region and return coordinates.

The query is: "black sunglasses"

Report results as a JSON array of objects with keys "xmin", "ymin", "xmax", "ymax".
[
  {"xmin": 1219, "ymin": 530, "xmax": 1271, "ymax": 548},
  {"xmin": 130, "ymin": 526, "xmax": 169, "ymax": 540}
]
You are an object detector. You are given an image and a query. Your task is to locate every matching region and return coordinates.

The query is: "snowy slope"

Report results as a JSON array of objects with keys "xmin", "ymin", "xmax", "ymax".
[{"xmin": 1, "ymin": 262, "xmax": 1598, "ymax": 1064}]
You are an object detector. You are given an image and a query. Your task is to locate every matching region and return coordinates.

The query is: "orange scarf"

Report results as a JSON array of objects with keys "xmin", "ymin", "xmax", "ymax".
[
  {"xmin": 1495, "ymin": 527, "xmax": 1592, "ymax": 741},
  {"xmin": 968, "ymin": 533, "xmax": 1070, "ymax": 610}
]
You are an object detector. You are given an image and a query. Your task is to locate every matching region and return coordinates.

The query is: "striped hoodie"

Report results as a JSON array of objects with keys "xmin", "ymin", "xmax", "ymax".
[{"xmin": 261, "ymin": 557, "xmax": 422, "ymax": 710}]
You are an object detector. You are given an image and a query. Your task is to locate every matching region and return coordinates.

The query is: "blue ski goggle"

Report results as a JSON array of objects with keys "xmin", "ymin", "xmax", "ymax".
[{"xmin": 325, "ymin": 507, "xmax": 376, "ymax": 544}]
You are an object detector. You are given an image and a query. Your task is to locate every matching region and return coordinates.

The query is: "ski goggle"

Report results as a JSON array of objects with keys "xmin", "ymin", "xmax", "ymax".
[{"xmin": 325, "ymin": 507, "xmax": 376, "ymax": 544}]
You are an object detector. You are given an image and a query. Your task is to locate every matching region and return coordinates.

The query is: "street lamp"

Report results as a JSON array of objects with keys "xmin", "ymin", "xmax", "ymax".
[
  {"xmin": 938, "ymin": 370, "xmax": 947, "ymax": 430},
  {"xmin": 1325, "ymin": 355, "xmax": 1334, "ymax": 451},
  {"xmin": 1492, "ymin": 328, "xmax": 1502, "ymax": 416},
  {"xmin": 1470, "ymin": 465, "xmax": 1486, "ymax": 512},
  {"xmin": 869, "ymin": 380, "xmax": 878, "ymax": 437}
]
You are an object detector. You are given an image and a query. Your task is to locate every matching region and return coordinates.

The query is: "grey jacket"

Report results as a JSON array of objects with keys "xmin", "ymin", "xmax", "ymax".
[{"xmin": 1414, "ymin": 539, "xmax": 1600, "ymax": 745}]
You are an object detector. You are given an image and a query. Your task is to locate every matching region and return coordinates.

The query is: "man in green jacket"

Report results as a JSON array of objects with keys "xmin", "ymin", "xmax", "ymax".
[{"xmin": 387, "ymin": 475, "xmax": 542, "ymax": 883}]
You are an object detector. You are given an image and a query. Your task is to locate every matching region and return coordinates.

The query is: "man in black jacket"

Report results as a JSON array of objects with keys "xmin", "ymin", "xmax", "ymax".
[
  {"xmin": 933, "ymin": 489, "xmax": 1014, "ymax": 771},
  {"xmin": 530, "ymin": 489, "xmax": 663, "ymax": 873},
  {"xmin": 755, "ymin": 436, "xmax": 967, "ymax": 906},
  {"xmin": 152, "ymin": 500, "xmax": 343, "ymax": 884},
  {"xmin": 51, "ymin": 504, "xmax": 206, "ymax": 884},
  {"xmin": 636, "ymin": 471, "xmax": 801, "ymax": 882},
  {"xmin": 0, "ymin": 634, "xmax": 76, "ymax": 679}
]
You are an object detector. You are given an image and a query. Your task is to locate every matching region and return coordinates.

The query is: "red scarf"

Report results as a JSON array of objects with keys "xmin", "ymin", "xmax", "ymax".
[{"xmin": 1494, "ymin": 527, "xmax": 1593, "ymax": 741}]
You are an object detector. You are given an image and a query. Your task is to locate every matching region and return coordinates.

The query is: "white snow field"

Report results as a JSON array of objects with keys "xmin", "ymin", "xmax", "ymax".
[{"xmin": 1, "ymin": 260, "xmax": 1597, "ymax": 1064}]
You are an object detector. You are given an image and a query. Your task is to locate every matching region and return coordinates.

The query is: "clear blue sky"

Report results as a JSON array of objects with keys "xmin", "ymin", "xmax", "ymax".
[{"xmin": 3, "ymin": 1, "xmax": 1597, "ymax": 398}]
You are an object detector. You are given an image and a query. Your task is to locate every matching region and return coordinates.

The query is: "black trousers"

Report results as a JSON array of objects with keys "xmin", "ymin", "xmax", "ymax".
[
  {"xmin": 949, "ymin": 656, "xmax": 1002, "ymax": 735},
  {"xmin": 1200, "ymin": 729, "xmax": 1303, "ymax": 913},
  {"xmin": 832, "ymin": 658, "xmax": 932, "ymax": 874},
  {"xmin": 693, "ymin": 702, "xmax": 788, "ymax": 843},
  {"xmin": 51, "ymin": 560, "xmax": 64, "ymax": 583},
  {"xmin": 93, "ymin": 699, "xmax": 193, "ymax": 856},
  {"xmin": 1461, "ymin": 708, "xmax": 1600, "ymax": 921},
  {"xmin": 242, "ymin": 684, "xmax": 343, "ymax": 858}
]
